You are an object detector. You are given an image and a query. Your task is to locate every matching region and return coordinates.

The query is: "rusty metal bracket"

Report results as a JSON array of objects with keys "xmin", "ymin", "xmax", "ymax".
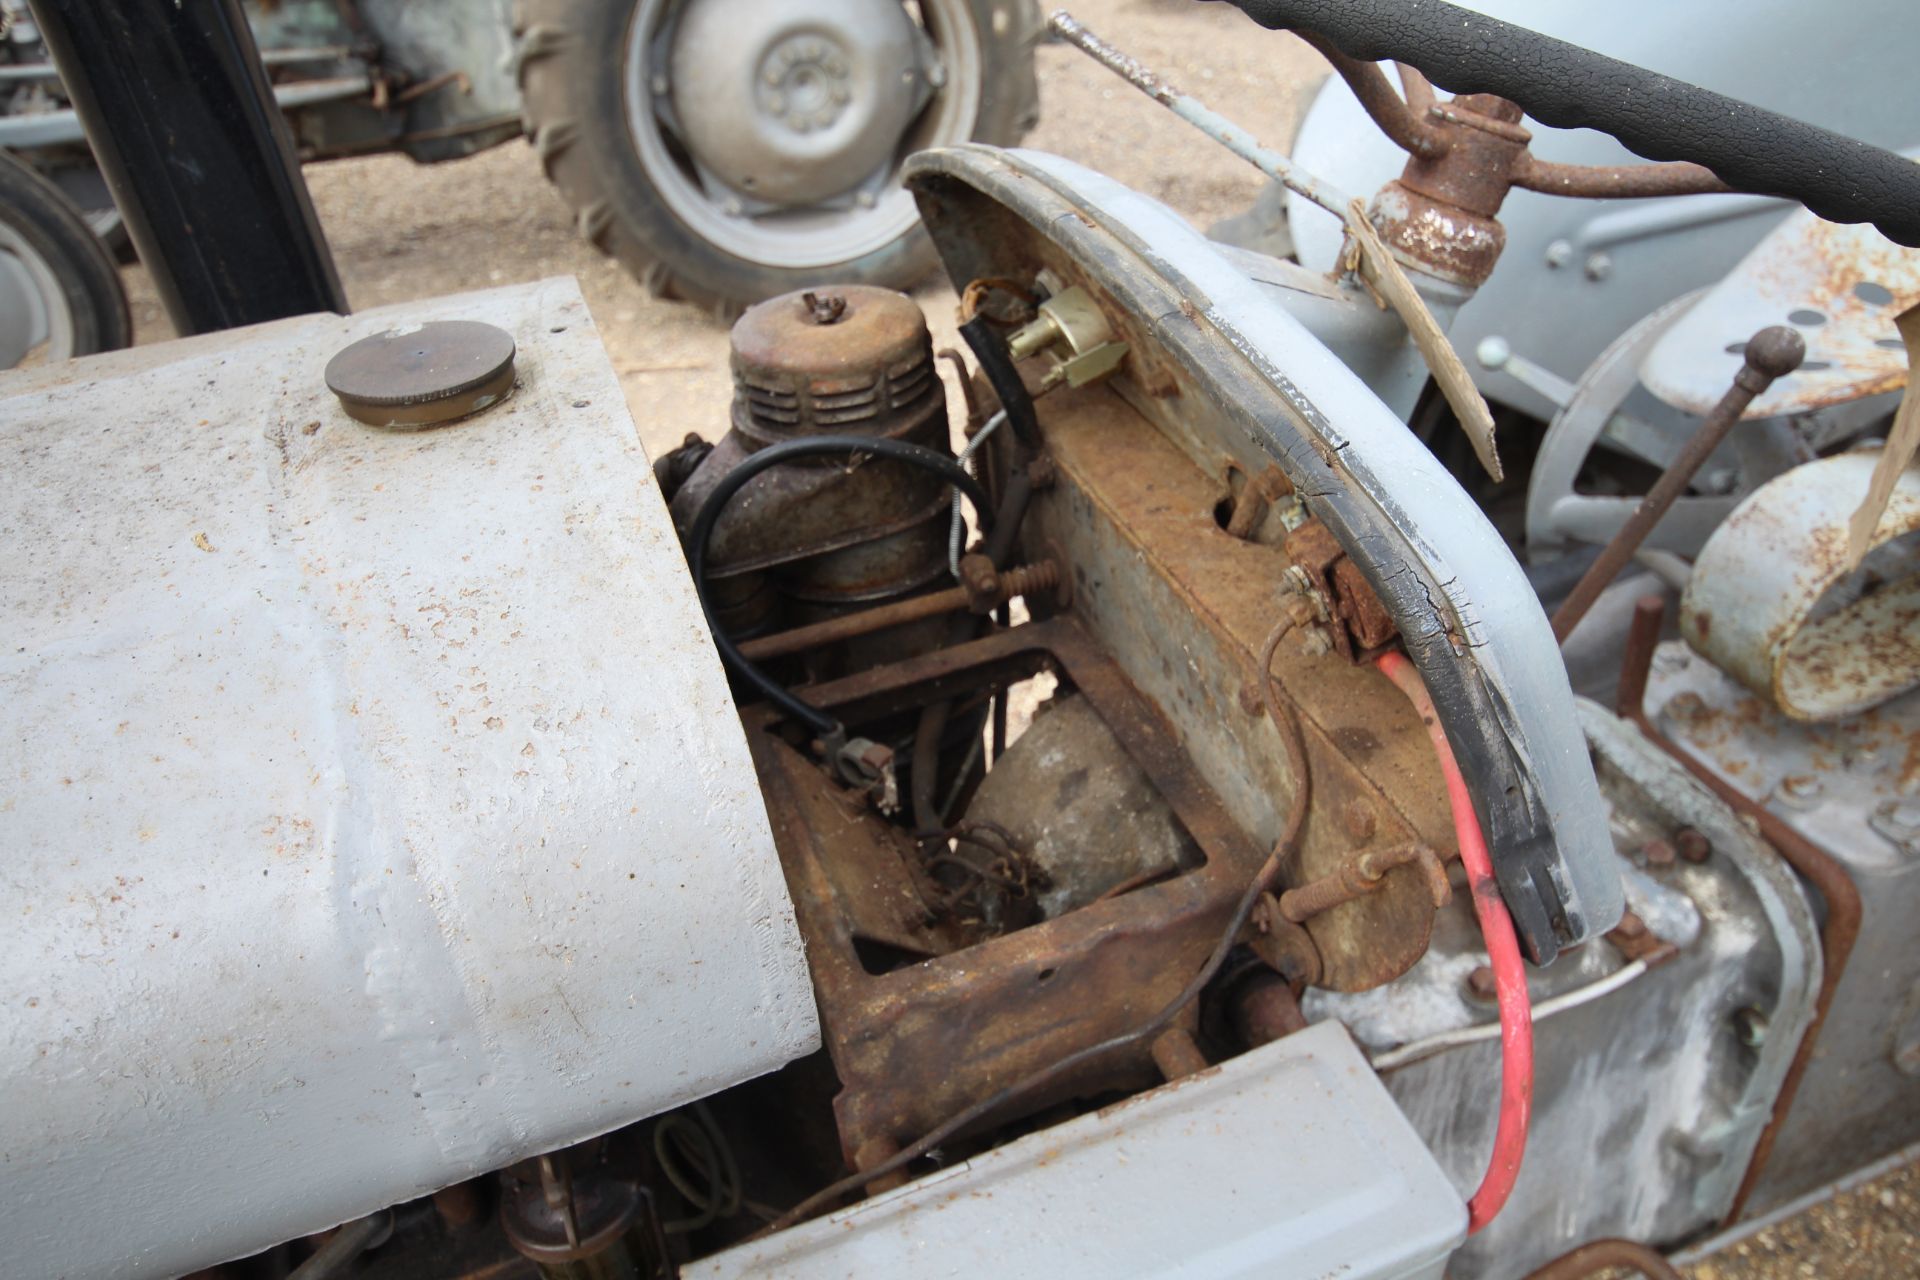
[
  {"xmin": 755, "ymin": 617, "xmax": 1278, "ymax": 1171},
  {"xmin": 1283, "ymin": 518, "xmax": 1400, "ymax": 659}
]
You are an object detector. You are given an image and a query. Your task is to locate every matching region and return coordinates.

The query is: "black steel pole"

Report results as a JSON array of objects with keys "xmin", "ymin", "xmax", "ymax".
[{"xmin": 27, "ymin": 0, "xmax": 349, "ymax": 334}]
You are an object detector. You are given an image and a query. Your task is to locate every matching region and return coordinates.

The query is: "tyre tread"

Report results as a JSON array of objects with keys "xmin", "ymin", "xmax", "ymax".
[{"xmin": 513, "ymin": 0, "xmax": 1040, "ymax": 314}]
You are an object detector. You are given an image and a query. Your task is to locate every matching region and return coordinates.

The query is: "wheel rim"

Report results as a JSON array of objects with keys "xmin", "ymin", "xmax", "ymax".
[
  {"xmin": 624, "ymin": 0, "xmax": 983, "ymax": 271},
  {"xmin": 0, "ymin": 216, "xmax": 74, "ymax": 369}
]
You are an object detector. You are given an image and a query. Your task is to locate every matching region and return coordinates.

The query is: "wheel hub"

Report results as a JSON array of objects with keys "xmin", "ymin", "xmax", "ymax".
[
  {"xmin": 667, "ymin": 0, "xmax": 926, "ymax": 206},
  {"xmin": 756, "ymin": 35, "xmax": 855, "ymax": 135}
]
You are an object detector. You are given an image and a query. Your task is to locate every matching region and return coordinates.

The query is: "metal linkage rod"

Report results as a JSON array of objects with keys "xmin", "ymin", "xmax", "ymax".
[
  {"xmin": 737, "ymin": 561, "xmax": 1060, "ymax": 664},
  {"xmin": 1550, "ymin": 326, "xmax": 1804, "ymax": 644},
  {"xmin": 1047, "ymin": 10, "xmax": 1352, "ymax": 218}
]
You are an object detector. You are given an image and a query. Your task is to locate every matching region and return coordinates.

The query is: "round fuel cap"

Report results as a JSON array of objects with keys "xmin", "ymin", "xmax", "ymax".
[{"xmin": 324, "ymin": 320, "xmax": 517, "ymax": 428}]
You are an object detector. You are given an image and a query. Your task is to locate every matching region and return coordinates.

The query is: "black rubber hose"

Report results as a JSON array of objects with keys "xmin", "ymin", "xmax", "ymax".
[
  {"xmin": 960, "ymin": 315, "xmax": 1041, "ymax": 448},
  {"xmin": 1217, "ymin": 0, "xmax": 1920, "ymax": 248},
  {"xmin": 689, "ymin": 436, "xmax": 994, "ymax": 741}
]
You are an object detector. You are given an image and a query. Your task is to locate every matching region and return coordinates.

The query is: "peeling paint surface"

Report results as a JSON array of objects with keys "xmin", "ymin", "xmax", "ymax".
[
  {"xmin": 1683, "ymin": 450, "xmax": 1920, "ymax": 721},
  {"xmin": 1642, "ymin": 209, "xmax": 1920, "ymax": 420},
  {"xmin": 0, "ymin": 279, "xmax": 818, "ymax": 1280}
]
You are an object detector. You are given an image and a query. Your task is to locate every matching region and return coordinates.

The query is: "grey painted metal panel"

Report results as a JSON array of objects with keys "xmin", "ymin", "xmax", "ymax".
[
  {"xmin": 690, "ymin": 1021, "xmax": 1465, "ymax": 1280},
  {"xmin": 1647, "ymin": 642, "xmax": 1920, "ymax": 1214},
  {"xmin": 0, "ymin": 278, "xmax": 819, "ymax": 1279},
  {"xmin": 1307, "ymin": 703, "xmax": 1819, "ymax": 1277}
]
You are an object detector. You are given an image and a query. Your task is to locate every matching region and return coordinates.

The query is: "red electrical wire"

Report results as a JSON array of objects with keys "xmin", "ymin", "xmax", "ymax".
[{"xmin": 1376, "ymin": 651, "xmax": 1534, "ymax": 1235}]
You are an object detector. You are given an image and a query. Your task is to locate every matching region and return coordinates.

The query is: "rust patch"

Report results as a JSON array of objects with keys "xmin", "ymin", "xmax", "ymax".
[
  {"xmin": 752, "ymin": 620, "xmax": 1282, "ymax": 1169},
  {"xmin": 1027, "ymin": 378, "xmax": 1449, "ymax": 992}
]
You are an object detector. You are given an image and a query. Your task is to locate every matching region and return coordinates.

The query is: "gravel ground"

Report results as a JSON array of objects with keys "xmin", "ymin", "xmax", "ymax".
[
  {"xmin": 1687, "ymin": 1160, "xmax": 1920, "ymax": 1280},
  {"xmin": 115, "ymin": 0, "xmax": 1919, "ymax": 1272}
]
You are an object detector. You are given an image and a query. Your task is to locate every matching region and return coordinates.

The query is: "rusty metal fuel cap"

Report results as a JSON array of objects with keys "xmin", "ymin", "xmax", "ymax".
[{"xmin": 324, "ymin": 320, "xmax": 516, "ymax": 428}]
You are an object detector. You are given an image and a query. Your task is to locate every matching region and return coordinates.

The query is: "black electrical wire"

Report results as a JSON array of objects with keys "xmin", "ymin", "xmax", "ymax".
[
  {"xmin": 960, "ymin": 314, "xmax": 1041, "ymax": 449},
  {"xmin": 688, "ymin": 435, "xmax": 994, "ymax": 744}
]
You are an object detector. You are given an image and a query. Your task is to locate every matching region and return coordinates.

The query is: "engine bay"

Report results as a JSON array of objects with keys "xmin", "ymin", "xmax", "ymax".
[{"xmin": 7, "ymin": 4, "xmax": 1920, "ymax": 1277}]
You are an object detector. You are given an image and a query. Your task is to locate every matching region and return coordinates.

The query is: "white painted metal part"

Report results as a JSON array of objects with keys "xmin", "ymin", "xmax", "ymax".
[
  {"xmin": 1641, "ymin": 208, "xmax": 1920, "ymax": 420},
  {"xmin": 687, "ymin": 1021, "xmax": 1466, "ymax": 1280},
  {"xmin": 1681, "ymin": 449, "xmax": 1920, "ymax": 720},
  {"xmin": 0, "ymin": 279, "xmax": 820, "ymax": 1279}
]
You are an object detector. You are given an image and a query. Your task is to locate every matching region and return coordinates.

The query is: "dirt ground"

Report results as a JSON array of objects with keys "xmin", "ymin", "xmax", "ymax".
[
  {"xmin": 114, "ymin": 0, "xmax": 1918, "ymax": 1273},
  {"xmin": 122, "ymin": 0, "xmax": 1312, "ymax": 462}
]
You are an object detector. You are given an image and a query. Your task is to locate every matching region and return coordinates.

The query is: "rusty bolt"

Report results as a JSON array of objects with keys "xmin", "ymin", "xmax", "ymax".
[
  {"xmin": 958, "ymin": 553, "xmax": 1001, "ymax": 614},
  {"xmin": 1282, "ymin": 594, "xmax": 1320, "ymax": 628},
  {"xmin": 1237, "ymin": 681, "xmax": 1264, "ymax": 718},
  {"xmin": 1675, "ymin": 827, "xmax": 1712, "ymax": 864},
  {"xmin": 1465, "ymin": 965, "xmax": 1498, "ymax": 1002},
  {"xmin": 1296, "ymin": 627, "xmax": 1334, "ymax": 657},
  {"xmin": 1614, "ymin": 910, "xmax": 1647, "ymax": 940},
  {"xmin": 800, "ymin": 291, "xmax": 847, "ymax": 325},
  {"xmin": 1341, "ymin": 799, "xmax": 1378, "ymax": 843},
  {"xmin": 1026, "ymin": 454, "xmax": 1058, "ymax": 490},
  {"xmin": 1642, "ymin": 837, "xmax": 1677, "ymax": 868}
]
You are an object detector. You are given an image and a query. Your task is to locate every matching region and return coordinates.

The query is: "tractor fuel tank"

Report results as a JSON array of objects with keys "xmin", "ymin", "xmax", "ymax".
[{"xmin": 0, "ymin": 279, "xmax": 819, "ymax": 1280}]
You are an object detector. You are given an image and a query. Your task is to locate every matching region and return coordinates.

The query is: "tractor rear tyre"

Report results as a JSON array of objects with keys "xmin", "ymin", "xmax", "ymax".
[{"xmin": 514, "ymin": 0, "xmax": 1040, "ymax": 315}]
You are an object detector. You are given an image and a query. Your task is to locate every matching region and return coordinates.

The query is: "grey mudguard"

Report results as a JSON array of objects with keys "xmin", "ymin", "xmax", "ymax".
[{"xmin": 906, "ymin": 146, "xmax": 1623, "ymax": 961}]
